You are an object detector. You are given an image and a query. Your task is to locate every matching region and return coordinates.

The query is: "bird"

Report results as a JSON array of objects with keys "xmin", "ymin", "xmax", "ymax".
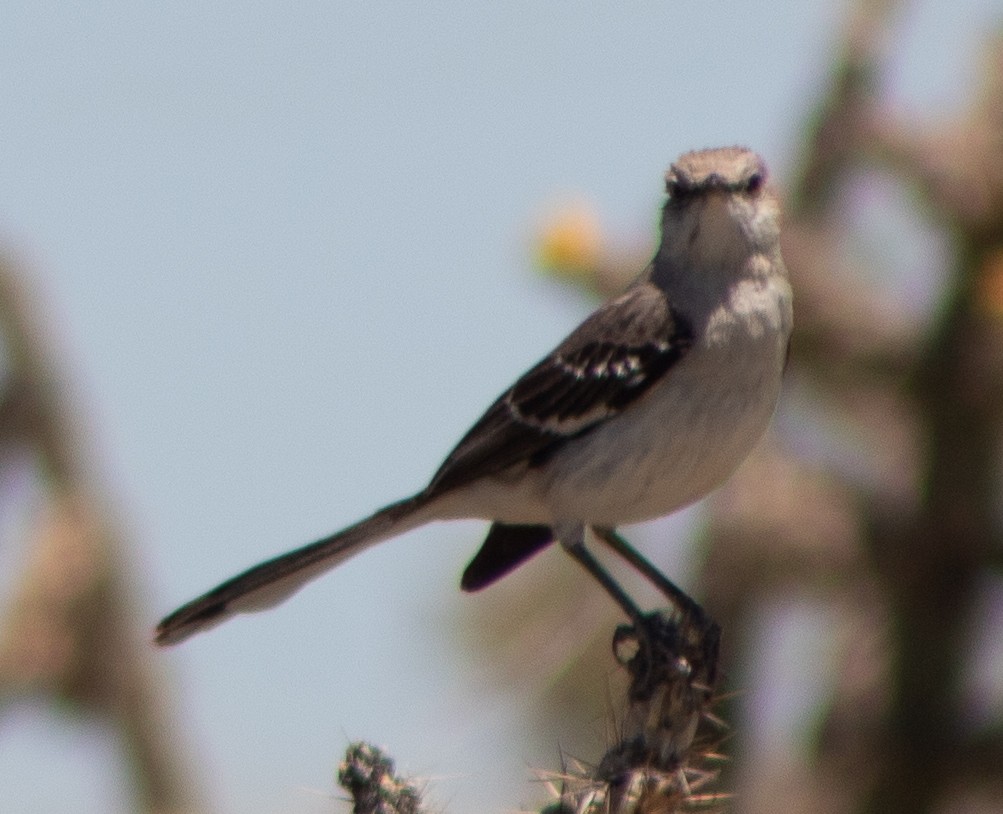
[{"xmin": 155, "ymin": 146, "xmax": 793, "ymax": 647}]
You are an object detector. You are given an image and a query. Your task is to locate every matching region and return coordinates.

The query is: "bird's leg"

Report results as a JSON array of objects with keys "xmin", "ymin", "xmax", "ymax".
[
  {"xmin": 556, "ymin": 523, "xmax": 646, "ymax": 624},
  {"xmin": 593, "ymin": 526, "xmax": 707, "ymax": 624},
  {"xmin": 557, "ymin": 525, "xmax": 722, "ymax": 690},
  {"xmin": 593, "ymin": 526, "xmax": 722, "ymax": 688}
]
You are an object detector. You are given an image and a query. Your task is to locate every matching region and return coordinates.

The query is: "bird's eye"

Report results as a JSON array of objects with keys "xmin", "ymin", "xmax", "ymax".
[
  {"xmin": 666, "ymin": 178, "xmax": 691, "ymax": 201},
  {"xmin": 745, "ymin": 173, "xmax": 764, "ymax": 193}
]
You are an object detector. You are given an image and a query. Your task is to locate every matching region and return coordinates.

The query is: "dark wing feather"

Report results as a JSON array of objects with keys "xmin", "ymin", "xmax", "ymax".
[
  {"xmin": 426, "ymin": 281, "xmax": 694, "ymax": 496},
  {"xmin": 460, "ymin": 523, "xmax": 554, "ymax": 591}
]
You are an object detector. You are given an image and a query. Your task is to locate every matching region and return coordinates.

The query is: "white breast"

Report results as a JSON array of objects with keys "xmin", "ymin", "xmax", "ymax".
[{"xmin": 540, "ymin": 275, "xmax": 791, "ymax": 525}]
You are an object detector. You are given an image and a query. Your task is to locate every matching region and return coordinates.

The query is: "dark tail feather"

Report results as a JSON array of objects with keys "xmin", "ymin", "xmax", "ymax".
[
  {"xmin": 155, "ymin": 493, "xmax": 434, "ymax": 646},
  {"xmin": 461, "ymin": 522, "xmax": 553, "ymax": 591}
]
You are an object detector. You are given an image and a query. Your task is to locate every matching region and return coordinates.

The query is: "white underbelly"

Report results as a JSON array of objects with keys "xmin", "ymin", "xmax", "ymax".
[
  {"xmin": 539, "ymin": 333, "xmax": 785, "ymax": 525},
  {"xmin": 433, "ymin": 277, "xmax": 791, "ymax": 528}
]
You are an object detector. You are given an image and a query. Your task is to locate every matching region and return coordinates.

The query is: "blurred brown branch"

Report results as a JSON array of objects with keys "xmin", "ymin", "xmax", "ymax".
[{"xmin": 0, "ymin": 260, "xmax": 202, "ymax": 814}]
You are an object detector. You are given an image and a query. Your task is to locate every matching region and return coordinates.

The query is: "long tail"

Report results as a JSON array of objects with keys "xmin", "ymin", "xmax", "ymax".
[{"xmin": 155, "ymin": 492, "xmax": 436, "ymax": 646}]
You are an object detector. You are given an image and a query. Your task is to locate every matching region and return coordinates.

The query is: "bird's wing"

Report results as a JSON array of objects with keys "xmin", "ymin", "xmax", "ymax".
[{"xmin": 426, "ymin": 280, "xmax": 694, "ymax": 496}]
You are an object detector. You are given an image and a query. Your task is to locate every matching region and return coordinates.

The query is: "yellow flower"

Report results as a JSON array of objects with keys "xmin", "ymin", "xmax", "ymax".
[{"xmin": 534, "ymin": 203, "xmax": 604, "ymax": 283}]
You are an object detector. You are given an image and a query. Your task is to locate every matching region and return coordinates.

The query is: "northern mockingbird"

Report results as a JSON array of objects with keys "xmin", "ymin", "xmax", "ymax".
[{"xmin": 155, "ymin": 146, "xmax": 792, "ymax": 646}]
